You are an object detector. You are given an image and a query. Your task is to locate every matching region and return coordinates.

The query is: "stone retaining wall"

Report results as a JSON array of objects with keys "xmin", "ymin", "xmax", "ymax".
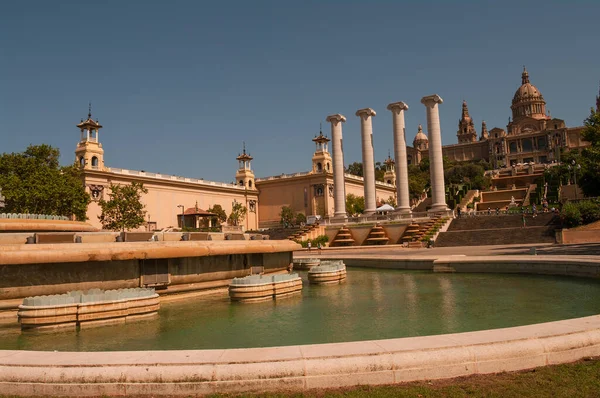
[{"xmin": 0, "ymin": 241, "xmax": 298, "ymax": 307}]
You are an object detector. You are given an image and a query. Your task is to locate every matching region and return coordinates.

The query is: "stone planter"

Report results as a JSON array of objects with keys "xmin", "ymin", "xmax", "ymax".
[
  {"xmin": 229, "ymin": 274, "xmax": 303, "ymax": 303},
  {"xmin": 308, "ymin": 260, "xmax": 347, "ymax": 285}
]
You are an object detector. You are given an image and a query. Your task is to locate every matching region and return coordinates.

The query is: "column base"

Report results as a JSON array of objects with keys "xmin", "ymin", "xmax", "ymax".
[
  {"xmin": 331, "ymin": 214, "xmax": 347, "ymax": 224},
  {"xmin": 428, "ymin": 203, "xmax": 450, "ymax": 213},
  {"xmin": 394, "ymin": 206, "xmax": 412, "ymax": 214}
]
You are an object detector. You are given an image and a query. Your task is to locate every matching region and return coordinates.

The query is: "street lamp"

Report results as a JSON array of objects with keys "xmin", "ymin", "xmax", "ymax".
[
  {"xmin": 572, "ymin": 160, "xmax": 581, "ymax": 199},
  {"xmin": 177, "ymin": 205, "xmax": 185, "ymax": 228}
]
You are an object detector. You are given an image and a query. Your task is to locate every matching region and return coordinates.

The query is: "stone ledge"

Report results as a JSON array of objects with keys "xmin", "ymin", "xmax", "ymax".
[{"xmin": 1, "ymin": 315, "xmax": 600, "ymax": 395}]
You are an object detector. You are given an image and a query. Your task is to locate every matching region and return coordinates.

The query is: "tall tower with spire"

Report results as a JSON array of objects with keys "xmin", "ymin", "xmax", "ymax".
[
  {"xmin": 235, "ymin": 143, "xmax": 256, "ymax": 190},
  {"xmin": 75, "ymin": 103, "xmax": 105, "ymax": 170},
  {"xmin": 311, "ymin": 125, "xmax": 332, "ymax": 173},
  {"xmin": 383, "ymin": 152, "xmax": 396, "ymax": 186},
  {"xmin": 480, "ymin": 120, "xmax": 489, "ymax": 141},
  {"xmin": 457, "ymin": 100, "xmax": 477, "ymax": 143}
]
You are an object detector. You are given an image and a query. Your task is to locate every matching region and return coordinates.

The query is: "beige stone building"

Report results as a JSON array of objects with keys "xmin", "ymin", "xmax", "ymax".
[
  {"xmin": 77, "ymin": 117, "xmax": 394, "ymax": 230},
  {"xmin": 76, "ymin": 111, "xmax": 260, "ymax": 231},
  {"xmin": 254, "ymin": 129, "xmax": 396, "ymax": 228}
]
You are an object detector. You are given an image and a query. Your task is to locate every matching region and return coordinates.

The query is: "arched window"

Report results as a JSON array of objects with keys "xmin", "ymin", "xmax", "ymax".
[
  {"xmin": 91, "ymin": 156, "xmax": 98, "ymax": 168},
  {"xmin": 317, "ymin": 162, "xmax": 322, "ymax": 172},
  {"xmin": 79, "ymin": 157, "xmax": 85, "ymax": 167},
  {"xmin": 387, "ymin": 180, "xmax": 392, "ymax": 184},
  {"xmin": 326, "ymin": 163, "xmax": 330, "ymax": 171},
  {"xmin": 239, "ymin": 180, "xmax": 244, "ymax": 186},
  {"xmin": 248, "ymin": 180, "xmax": 253, "ymax": 188}
]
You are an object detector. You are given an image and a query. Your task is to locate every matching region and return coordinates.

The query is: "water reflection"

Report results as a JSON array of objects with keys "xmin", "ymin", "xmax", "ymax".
[{"xmin": 1, "ymin": 269, "xmax": 600, "ymax": 351}]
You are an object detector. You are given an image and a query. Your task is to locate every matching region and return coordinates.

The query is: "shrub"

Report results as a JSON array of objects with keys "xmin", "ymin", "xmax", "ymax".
[
  {"xmin": 561, "ymin": 203, "xmax": 582, "ymax": 228},
  {"xmin": 577, "ymin": 200, "xmax": 600, "ymax": 225},
  {"xmin": 298, "ymin": 234, "xmax": 329, "ymax": 248}
]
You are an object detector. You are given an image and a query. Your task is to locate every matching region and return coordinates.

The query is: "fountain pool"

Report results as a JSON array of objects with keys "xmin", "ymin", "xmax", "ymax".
[{"xmin": 2, "ymin": 268, "xmax": 600, "ymax": 352}]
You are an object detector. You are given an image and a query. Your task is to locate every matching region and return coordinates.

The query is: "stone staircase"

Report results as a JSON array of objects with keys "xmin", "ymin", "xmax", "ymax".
[
  {"xmin": 435, "ymin": 213, "xmax": 559, "ymax": 247},
  {"xmin": 287, "ymin": 223, "xmax": 320, "ymax": 241},
  {"xmin": 399, "ymin": 216, "xmax": 447, "ymax": 248},
  {"xmin": 458, "ymin": 190, "xmax": 479, "ymax": 211},
  {"xmin": 412, "ymin": 197, "xmax": 432, "ymax": 212},
  {"xmin": 330, "ymin": 226, "xmax": 355, "ymax": 247},
  {"xmin": 259, "ymin": 227, "xmax": 302, "ymax": 240},
  {"xmin": 364, "ymin": 225, "xmax": 389, "ymax": 245}
]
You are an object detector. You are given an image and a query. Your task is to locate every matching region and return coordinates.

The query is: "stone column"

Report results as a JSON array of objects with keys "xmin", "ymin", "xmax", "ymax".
[
  {"xmin": 421, "ymin": 94, "xmax": 449, "ymax": 212},
  {"xmin": 326, "ymin": 114, "xmax": 347, "ymax": 219},
  {"xmin": 355, "ymin": 108, "xmax": 377, "ymax": 215},
  {"xmin": 387, "ymin": 102, "xmax": 411, "ymax": 214}
]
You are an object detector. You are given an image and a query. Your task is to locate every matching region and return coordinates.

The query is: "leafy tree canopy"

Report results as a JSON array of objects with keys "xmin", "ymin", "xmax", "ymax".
[
  {"xmin": 98, "ymin": 182, "xmax": 148, "ymax": 231},
  {"xmin": 578, "ymin": 109, "xmax": 600, "ymax": 197},
  {"xmin": 228, "ymin": 201, "xmax": 247, "ymax": 227},
  {"xmin": 207, "ymin": 204, "xmax": 227, "ymax": 225},
  {"xmin": 0, "ymin": 144, "xmax": 90, "ymax": 220},
  {"xmin": 280, "ymin": 206, "xmax": 295, "ymax": 225},
  {"xmin": 346, "ymin": 193, "xmax": 365, "ymax": 216}
]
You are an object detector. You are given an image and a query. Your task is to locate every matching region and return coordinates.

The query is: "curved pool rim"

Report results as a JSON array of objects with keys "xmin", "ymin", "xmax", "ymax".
[{"xmin": 2, "ymin": 253, "xmax": 600, "ymax": 397}]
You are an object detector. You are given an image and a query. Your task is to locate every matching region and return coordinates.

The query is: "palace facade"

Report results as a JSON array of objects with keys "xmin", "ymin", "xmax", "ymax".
[{"xmin": 405, "ymin": 68, "xmax": 591, "ymax": 167}]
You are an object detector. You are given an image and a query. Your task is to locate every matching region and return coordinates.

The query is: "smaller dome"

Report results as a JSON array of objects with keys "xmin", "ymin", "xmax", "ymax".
[{"xmin": 414, "ymin": 124, "xmax": 428, "ymax": 142}]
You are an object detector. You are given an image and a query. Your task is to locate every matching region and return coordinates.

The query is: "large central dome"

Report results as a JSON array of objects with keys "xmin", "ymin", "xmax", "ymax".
[{"xmin": 511, "ymin": 68, "xmax": 547, "ymax": 120}]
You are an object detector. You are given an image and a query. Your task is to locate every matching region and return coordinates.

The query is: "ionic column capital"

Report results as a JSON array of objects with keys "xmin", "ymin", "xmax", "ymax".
[
  {"xmin": 421, "ymin": 94, "xmax": 444, "ymax": 107},
  {"xmin": 326, "ymin": 114, "xmax": 347, "ymax": 125},
  {"xmin": 387, "ymin": 102, "xmax": 409, "ymax": 113},
  {"xmin": 355, "ymin": 108, "xmax": 377, "ymax": 118}
]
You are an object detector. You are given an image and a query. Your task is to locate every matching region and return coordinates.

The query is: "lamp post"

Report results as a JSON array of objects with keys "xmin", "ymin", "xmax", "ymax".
[
  {"xmin": 572, "ymin": 160, "xmax": 581, "ymax": 199},
  {"xmin": 177, "ymin": 205, "xmax": 185, "ymax": 228}
]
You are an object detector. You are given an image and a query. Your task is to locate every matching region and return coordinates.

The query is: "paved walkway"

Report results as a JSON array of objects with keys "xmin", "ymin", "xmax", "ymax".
[{"xmin": 296, "ymin": 243, "xmax": 600, "ymax": 258}]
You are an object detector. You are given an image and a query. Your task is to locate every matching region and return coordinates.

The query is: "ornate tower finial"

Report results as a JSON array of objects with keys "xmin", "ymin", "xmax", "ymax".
[
  {"xmin": 522, "ymin": 66, "xmax": 529, "ymax": 84},
  {"xmin": 242, "ymin": 141, "xmax": 246, "ymax": 155},
  {"xmin": 88, "ymin": 102, "xmax": 92, "ymax": 119}
]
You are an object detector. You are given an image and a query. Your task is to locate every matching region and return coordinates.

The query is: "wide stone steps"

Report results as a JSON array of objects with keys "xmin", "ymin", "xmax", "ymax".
[
  {"xmin": 435, "ymin": 225, "xmax": 556, "ymax": 247},
  {"xmin": 447, "ymin": 213, "xmax": 558, "ymax": 232}
]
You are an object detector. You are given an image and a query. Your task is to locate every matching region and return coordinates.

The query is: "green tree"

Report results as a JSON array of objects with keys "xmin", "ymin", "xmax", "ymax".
[
  {"xmin": 98, "ymin": 182, "xmax": 148, "ymax": 231},
  {"xmin": 228, "ymin": 201, "xmax": 247, "ymax": 226},
  {"xmin": 345, "ymin": 161, "xmax": 386, "ymax": 182},
  {"xmin": 0, "ymin": 144, "xmax": 90, "ymax": 220},
  {"xmin": 207, "ymin": 204, "xmax": 227, "ymax": 226},
  {"xmin": 346, "ymin": 193, "xmax": 365, "ymax": 216},
  {"xmin": 280, "ymin": 205, "xmax": 295, "ymax": 226},
  {"xmin": 295, "ymin": 212, "xmax": 307, "ymax": 225},
  {"xmin": 579, "ymin": 109, "xmax": 600, "ymax": 197},
  {"xmin": 345, "ymin": 162, "xmax": 363, "ymax": 177}
]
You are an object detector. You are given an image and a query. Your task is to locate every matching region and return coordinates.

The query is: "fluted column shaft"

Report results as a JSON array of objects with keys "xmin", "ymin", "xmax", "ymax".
[
  {"xmin": 387, "ymin": 102, "xmax": 411, "ymax": 213},
  {"xmin": 326, "ymin": 114, "xmax": 347, "ymax": 218},
  {"xmin": 421, "ymin": 95, "xmax": 448, "ymax": 211},
  {"xmin": 356, "ymin": 108, "xmax": 377, "ymax": 215}
]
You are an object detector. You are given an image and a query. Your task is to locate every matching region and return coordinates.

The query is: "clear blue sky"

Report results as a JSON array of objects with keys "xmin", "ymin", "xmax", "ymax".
[{"xmin": 1, "ymin": 1, "xmax": 598, "ymax": 183}]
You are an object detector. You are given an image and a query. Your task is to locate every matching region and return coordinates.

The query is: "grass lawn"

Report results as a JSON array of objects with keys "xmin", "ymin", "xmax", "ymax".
[{"xmin": 3, "ymin": 357, "xmax": 600, "ymax": 397}]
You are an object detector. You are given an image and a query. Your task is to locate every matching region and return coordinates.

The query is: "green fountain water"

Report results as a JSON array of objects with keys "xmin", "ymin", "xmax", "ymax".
[{"xmin": 2, "ymin": 268, "xmax": 600, "ymax": 351}]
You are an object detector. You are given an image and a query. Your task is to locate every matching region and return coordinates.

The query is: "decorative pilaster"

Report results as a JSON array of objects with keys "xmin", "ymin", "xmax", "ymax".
[
  {"xmin": 421, "ymin": 94, "xmax": 449, "ymax": 212},
  {"xmin": 326, "ymin": 114, "xmax": 347, "ymax": 219},
  {"xmin": 355, "ymin": 108, "xmax": 377, "ymax": 215},
  {"xmin": 387, "ymin": 102, "xmax": 411, "ymax": 214}
]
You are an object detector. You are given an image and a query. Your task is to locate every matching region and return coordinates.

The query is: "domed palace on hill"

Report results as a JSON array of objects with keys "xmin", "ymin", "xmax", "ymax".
[
  {"xmin": 426, "ymin": 67, "xmax": 591, "ymax": 168},
  {"xmin": 75, "ymin": 69, "xmax": 595, "ymax": 230}
]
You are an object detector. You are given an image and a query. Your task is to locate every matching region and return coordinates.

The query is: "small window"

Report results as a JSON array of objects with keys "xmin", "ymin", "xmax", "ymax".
[
  {"xmin": 317, "ymin": 162, "xmax": 322, "ymax": 172},
  {"xmin": 248, "ymin": 180, "xmax": 253, "ymax": 188},
  {"xmin": 91, "ymin": 156, "xmax": 99, "ymax": 168},
  {"xmin": 239, "ymin": 180, "xmax": 244, "ymax": 186}
]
